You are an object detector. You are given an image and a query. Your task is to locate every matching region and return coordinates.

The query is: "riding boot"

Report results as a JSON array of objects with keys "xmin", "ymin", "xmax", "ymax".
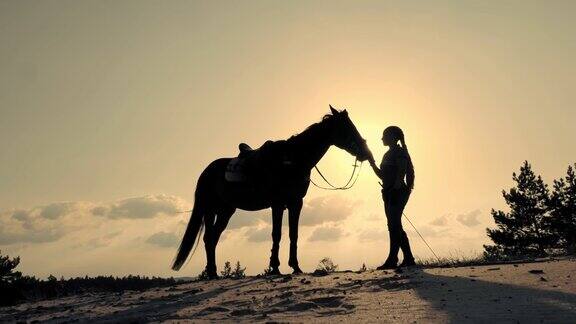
[
  {"xmin": 378, "ymin": 229, "xmax": 400, "ymax": 269},
  {"xmin": 399, "ymin": 231, "xmax": 416, "ymax": 267}
]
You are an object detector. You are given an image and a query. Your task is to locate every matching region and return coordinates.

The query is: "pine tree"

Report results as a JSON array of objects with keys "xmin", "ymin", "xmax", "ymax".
[
  {"xmin": 548, "ymin": 164, "xmax": 576, "ymax": 253},
  {"xmin": 0, "ymin": 251, "xmax": 23, "ymax": 306},
  {"xmin": 484, "ymin": 161, "xmax": 553, "ymax": 258},
  {"xmin": 0, "ymin": 251, "xmax": 21, "ymax": 284}
]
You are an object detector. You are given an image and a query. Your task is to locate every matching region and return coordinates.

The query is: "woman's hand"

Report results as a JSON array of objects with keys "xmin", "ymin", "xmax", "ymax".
[{"xmin": 369, "ymin": 157, "xmax": 376, "ymax": 167}]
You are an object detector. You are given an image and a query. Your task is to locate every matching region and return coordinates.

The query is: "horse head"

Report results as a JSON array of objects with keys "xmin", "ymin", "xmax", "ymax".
[{"xmin": 327, "ymin": 105, "xmax": 373, "ymax": 162}]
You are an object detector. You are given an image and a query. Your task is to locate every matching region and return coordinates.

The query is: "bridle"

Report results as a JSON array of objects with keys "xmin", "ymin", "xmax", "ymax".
[
  {"xmin": 310, "ymin": 158, "xmax": 362, "ymax": 190},
  {"xmin": 309, "ymin": 136, "xmax": 366, "ymax": 190}
]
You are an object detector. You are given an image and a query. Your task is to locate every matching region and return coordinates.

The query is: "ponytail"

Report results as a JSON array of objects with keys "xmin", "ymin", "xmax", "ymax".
[{"xmin": 400, "ymin": 136, "xmax": 415, "ymax": 190}]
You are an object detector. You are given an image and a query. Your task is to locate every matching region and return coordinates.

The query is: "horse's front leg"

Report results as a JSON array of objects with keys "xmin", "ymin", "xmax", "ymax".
[
  {"xmin": 288, "ymin": 199, "xmax": 303, "ymax": 274},
  {"xmin": 269, "ymin": 205, "xmax": 284, "ymax": 275}
]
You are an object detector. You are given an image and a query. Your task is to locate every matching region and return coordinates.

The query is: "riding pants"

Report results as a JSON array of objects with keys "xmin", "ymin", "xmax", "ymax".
[{"xmin": 382, "ymin": 186, "xmax": 414, "ymax": 264}]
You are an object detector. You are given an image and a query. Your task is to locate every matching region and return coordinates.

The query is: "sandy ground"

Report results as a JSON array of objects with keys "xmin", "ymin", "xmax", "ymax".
[{"xmin": 1, "ymin": 258, "xmax": 575, "ymax": 323}]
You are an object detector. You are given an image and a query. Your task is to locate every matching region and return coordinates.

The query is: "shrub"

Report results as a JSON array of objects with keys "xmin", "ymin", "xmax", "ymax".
[
  {"xmin": 220, "ymin": 261, "xmax": 232, "ymax": 278},
  {"xmin": 197, "ymin": 269, "xmax": 210, "ymax": 281},
  {"xmin": 215, "ymin": 261, "xmax": 246, "ymax": 279},
  {"xmin": 316, "ymin": 257, "xmax": 338, "ymax": 273},
  {"xmin": 259, "ymin": 267, "xmax": 274, "ymax": 277},
  {"xmin": 232, "ymin": 261, "xmax": 246, "ymax": 279}
]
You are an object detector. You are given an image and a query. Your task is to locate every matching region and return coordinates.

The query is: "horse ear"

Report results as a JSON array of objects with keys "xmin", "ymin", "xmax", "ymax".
[
  {"xmin": 342, "ymin": 109, "xmax": 348, "ymax": 115},
  {"xmin": 329, "ymin": 105, "xmax": 339, "ymax": 115}
]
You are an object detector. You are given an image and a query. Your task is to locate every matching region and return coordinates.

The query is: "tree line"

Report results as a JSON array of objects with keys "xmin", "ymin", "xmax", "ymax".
[
  {"xmin": 0, "ymin": 253, "xmax": 179, "ymax": 306},
  {"xmin": 1, "ymin": 253, "xmax": 250, "ymax": 306},
  {"xmin": 484, "ymin": 161, "xmax": 576, "ymax": 259}
]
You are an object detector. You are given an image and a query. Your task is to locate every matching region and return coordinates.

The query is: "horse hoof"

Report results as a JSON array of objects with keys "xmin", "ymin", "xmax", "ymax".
[
  {"xmin": 208, "ymin": 274, "xmax": 219, "ymax": 280},
  {"xmin": 268, "ymin": 268, "xmax": 281, "ymax": 276},
  {"xmin": 376, "ymin": 263, "xmax": 397, "ymax": 270},
  {"xmin": 292, "ymin": 268, "xmax": 303, "ymax": 275}
]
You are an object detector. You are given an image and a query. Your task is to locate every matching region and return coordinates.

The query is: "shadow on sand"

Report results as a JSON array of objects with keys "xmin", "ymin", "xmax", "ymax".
[{"xmin": 363, "ymin": 268, "xmax": 576, "ymax": 322}]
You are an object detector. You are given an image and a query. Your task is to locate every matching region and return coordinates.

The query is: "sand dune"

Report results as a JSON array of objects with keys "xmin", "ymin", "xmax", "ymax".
[{"xmin": 1, "ymin": 258, "xmax": 575, "ymax": 323}]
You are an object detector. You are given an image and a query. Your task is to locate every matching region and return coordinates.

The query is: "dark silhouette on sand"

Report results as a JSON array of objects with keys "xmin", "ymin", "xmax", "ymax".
[
  {"xmin": 172, "ymin": 107, "xmax": 372, "ymax": 278},
  {"xmin": 368, "ymin": 126, "xmax": 416, "ymax": 269}
]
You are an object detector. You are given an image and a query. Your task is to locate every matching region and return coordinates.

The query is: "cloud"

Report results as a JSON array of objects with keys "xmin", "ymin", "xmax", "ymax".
[
  {"xmin": 357, "ymin": 228, "xmax": 387, "ymax": 242},
  {"xmin": 300, "ymin": 196, "xmax": 358, "ymax": 226},
  {"xmin": 12, "ymin": 210, "xmax": 30, "ymax": 222},
  {"xmin": 244, "ymin": 226, "xmax": 271, "ymax": 243},
  {"xmin": 40, "ymin": 202, "xmax": 74, "ymax": 220},
  {"xmin": 146, "ymin": 231, "xmax": 180, "ymax": 248},
  {"xmin": 364, "ymin": 213, "xmax": 382, "ymax": 222},
  {"xmin": 91, "ymin": 206, "xmax": 107, "ymax": 217},
  {"xmin": 0, "ymin": 229, "xmax": 65, "ymax": 245},
  {"xmin": 429, "ymin": 214, "xmax": 449, "ymax": 226},
  {"xmin": 456, "ymin": 209, "xmax": 482, "ymax": 227},
  {"xmin": 93, "ymin": 195, "xmax": 187, "ymax": 219},
  {"xmin": 0, "ymin": 195, "xmax": 189, "ymax": 246},
  {"xmin": 308, "ymin": 225, "xmax": 345, "ymax": 242},
  {"xmin": 0, "ymin": 202, "xmax": 87, "ymax": 245},
  {"xmin": 82, "ymin": 231, "xmax": 123, "ymax": 249},
  {"xmin": 227, "ymin": 210, "xmax": 268, "ymax": 229}
]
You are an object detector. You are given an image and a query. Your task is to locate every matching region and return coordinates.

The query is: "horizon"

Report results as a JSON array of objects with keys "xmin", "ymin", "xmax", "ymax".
[{"xmin": 1, "ymin": 1, "xmax": 575, "ymax": 279}]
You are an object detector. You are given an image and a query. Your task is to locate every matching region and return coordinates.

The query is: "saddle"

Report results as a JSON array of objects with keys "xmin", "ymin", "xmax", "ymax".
[{"xmin": 225, "ymin": 140, "xmax": 292, "ymax": 183}]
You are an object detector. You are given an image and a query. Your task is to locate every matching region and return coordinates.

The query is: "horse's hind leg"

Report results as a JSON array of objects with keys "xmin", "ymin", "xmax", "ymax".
[
  {"xmin": 203, "ymin": 207, "xmax": 234, "ymax": 279},
  {"xmin": 203, "ymin": 212, "xmax": 217, "ymax": 279},
  {"xmin": 214, "ymin": 206, "xmax": 235, "ymax": 246},
  {"xmin": 269, "ymin": 205, "xmax": 284, "ymax": 275}
]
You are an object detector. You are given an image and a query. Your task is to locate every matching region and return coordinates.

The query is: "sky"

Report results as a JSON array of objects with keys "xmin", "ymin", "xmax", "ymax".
[{"xmin": 1, "ymin": 1, "xmax": 575, "ymax": 278}]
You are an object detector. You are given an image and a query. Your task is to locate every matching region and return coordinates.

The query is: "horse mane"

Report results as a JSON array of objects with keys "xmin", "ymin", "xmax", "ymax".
[{"xmin": 287, "ymin": 114, "xmax": 332, "ymax": 145}]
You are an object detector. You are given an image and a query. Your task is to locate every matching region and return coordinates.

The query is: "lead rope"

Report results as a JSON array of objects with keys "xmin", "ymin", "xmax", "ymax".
[{"xmin": 402, "ymin": 212, "xmax": 441, "ymax": 263}]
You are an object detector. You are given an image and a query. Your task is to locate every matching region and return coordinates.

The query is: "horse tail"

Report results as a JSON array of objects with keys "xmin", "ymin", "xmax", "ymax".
[{"xmin": 172, "ymin": 177, "xmax": 208, "ymax": 271}]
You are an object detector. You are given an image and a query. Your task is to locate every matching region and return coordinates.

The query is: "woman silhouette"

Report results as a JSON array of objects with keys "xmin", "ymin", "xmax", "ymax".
[{"xmin": 369, "ymin": 126, "xmax": 416, "ymax": 269}]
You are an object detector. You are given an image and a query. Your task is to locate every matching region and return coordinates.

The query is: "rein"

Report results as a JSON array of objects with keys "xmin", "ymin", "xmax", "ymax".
[{"xmin": 310, "ymin": 157, "xmax": 363, "ymax": 190}]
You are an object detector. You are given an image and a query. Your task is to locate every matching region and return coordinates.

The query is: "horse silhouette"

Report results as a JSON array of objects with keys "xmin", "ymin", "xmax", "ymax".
[{"xmin": 172, "ymin": 106, "xmax": 372, "ymax": 278}]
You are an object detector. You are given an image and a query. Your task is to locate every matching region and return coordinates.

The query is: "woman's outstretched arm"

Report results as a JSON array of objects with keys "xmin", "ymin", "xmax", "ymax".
[{"xmin": 369, "ymin": 159, "xmax": 382, "ymax": 180}]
